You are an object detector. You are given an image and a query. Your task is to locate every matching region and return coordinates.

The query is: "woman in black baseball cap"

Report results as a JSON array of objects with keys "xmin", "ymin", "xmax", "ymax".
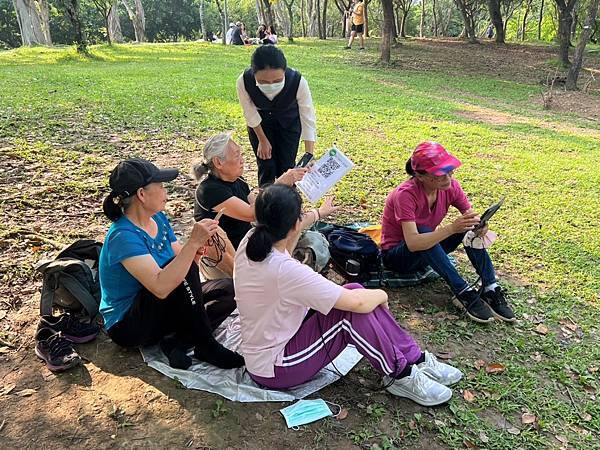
[{"xmin": 99, "ymin": 158, "xmax": 244, "ymax": 370}]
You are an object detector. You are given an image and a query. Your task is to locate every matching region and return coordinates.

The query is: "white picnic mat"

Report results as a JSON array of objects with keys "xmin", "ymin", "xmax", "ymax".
[{"xmin": 140, "ymin": 311, "xmax": 362, "ymax": 402}]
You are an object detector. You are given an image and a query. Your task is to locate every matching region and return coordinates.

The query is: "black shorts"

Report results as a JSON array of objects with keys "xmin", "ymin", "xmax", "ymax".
[{"xmin": 351, "ymin": 24, "xmax": 364, "ymax": 33}]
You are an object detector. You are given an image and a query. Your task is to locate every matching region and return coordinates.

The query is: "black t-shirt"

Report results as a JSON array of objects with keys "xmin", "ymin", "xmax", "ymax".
[
  {"xmin": 194, "ymin": 174, "xmax": 251, "ymax": 249},
  {"xmin": 231, "ymin": 27, "xmax": 244, "ymax": 45}
]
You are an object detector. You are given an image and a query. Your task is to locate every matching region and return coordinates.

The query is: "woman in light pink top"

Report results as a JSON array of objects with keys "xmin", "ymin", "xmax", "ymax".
[{"xmin": 234, "ymin": 184, "xmax": 463, "ymax": 406}]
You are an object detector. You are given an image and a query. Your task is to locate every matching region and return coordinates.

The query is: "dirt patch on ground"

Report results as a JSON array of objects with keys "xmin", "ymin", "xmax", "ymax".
[{"xmin": 455, "ymin": 108, "xmax": 517, "ymax": 125}]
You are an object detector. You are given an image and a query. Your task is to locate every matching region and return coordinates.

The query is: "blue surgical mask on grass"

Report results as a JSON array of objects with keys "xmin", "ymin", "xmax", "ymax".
[
  {"xmin": 279, "ymin": 399, "xmax": 341, "ymax": 429},
  {"xmin": 257, "ymin": 78, "xmax": 285, "ymax": 97}
]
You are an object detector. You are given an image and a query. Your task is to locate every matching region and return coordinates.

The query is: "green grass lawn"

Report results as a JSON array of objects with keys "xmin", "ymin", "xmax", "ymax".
[{"xmin": 1, "ymin": 40, "xmax": 598, "ymax": 449}]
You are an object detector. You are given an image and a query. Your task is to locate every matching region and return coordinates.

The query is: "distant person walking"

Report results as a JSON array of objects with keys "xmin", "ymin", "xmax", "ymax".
[
  {"xmin": 345, "ymin": 0, "xmax": 365, "ymax": 50},
  {"xmin": 236, "ymin": 45, "xmax": 317, "ymax": 186}
]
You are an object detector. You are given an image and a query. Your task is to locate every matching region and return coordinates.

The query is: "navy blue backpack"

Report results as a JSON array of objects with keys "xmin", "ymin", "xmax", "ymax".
[{"xmin": 325, "ymin": 227, "xmax": 381, "ymax": 282}]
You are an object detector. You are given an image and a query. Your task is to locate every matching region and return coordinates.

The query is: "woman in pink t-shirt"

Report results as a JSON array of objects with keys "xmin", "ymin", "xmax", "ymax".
[
  {"xmin": 234, "ymin": 184, "xmax": 463, "ymax": 407},
  {"xmin": 381, "ymin": 142, "xmax": 515, "ymax": 324}
]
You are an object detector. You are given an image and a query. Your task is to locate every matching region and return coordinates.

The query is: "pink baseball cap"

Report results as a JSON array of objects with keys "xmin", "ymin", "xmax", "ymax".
[{"xmin": 411, "ymin": 142, "xmax": 462, "ymax": 176}]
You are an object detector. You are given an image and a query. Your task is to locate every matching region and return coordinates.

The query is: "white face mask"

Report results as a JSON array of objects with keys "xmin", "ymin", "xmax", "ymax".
[{"xmin": 256, "ymin": 77, "xmax": 285, "ymax": 97}]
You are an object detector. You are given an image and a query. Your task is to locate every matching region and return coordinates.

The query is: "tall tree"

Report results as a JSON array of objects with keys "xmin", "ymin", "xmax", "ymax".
[
  {"xmin": 420, "ymin": 0, "xmax": 425, "ymax": 36},
  {"xmin": 395, "ymin": 0, "xmax": 413, "ymax": 37},
  {"xmin": 381, "ymin": 0, "xmax": 394, "ymax": 62},
  {"xmin": 12, "ymin": 0, "xmax": 51, "ymax": 45},
  {"xmin": 453, "ymin": 0, "xmax": 480, "ymax": 42},
  {"xmin": 56, "ymin": 0, "xmax": 87, "ymax": 52},
  {"xmin": 487, "ymin": 0, "xmax": 505, "ymax": 42},
  {"xmin": 566, "ymin": 0, "xmax": 600, "ymax": 88},
  {"xmin": 537, "ymin": 0, "xmax": 544, "ymax": 39},
  {"xmin": 91, "ymin": 0, "xmax": 114, "ymax": 43},
  {"xmin": 122, "ymin": 0, "xmax": 145, "ymax": 42},
  {"xmin": 214, "ymin": 0, "xmax": 226, "ymax": 44},
  {"xmin": 554, "ymin": 0, "xmax": 577, "ymax": 65},
  {"xmin": 108, "ymin": 0, "xmax": 123, "ymax": 42}
]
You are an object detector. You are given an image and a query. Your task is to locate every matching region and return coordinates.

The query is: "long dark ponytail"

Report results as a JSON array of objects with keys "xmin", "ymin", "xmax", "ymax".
[
  {"xmin": 246, "ymin": 184, "xmax": 302, "ymax": 262},
  {"xmin": 102, "ymin": 193, "xmax": 134, "ymax": 222}
]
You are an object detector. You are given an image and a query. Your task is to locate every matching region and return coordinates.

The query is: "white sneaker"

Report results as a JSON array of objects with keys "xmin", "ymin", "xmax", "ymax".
[
  {"xmin": 384, "ymin": 366, "xmax": 452, "ymax": 406},
  {"xmin": 417, "ymin": 351, "xmax": 463, "ymax": 386}
]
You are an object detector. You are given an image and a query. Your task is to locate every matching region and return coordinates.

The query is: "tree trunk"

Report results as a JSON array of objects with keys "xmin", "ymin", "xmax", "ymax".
[
  {"xmin": 487, "ymin": 0, "xmax": 505, "ymax": 43},
  {"xmin": 420, "ymin": 0, "xmax": 425, "ymax": 37},
  {"xmin": 454, "ymin": 0, "xmax": 478, "ymax": 42},
  {"xmin": 566, "ymin": 0, "xmax": 599, "ymax": 89},
  {"xmin": 122, "ymin": 0, "xmax": 146, "ymax": 42},
  {"xmin": 214, "ymin": 0, "xmax": 227, "ymax": 44},
  {"xmin": 284, "ymin": 0, "xmax": 295, "ymax": 41},
  {"xmin": 521, "ymin": 0, "xmax": 532, "ymax": 41},
  {"xmin": 432, "ymin": 0, "xmax": 438, "ymax": 36},
  {"xmin": 364, "ymin": 0, "xmax": 370, "ymax": 36},
  {"xmin": 381, "ymin": 0, "xmax": 394, "ymax": 62},
  {"xmin": 321, "ymin": 0, "xmax": 328, "ymax": 39},
  {"xmin": 199, "ymin": 0, "xmax": 205, "ymax": 39},
  {"xmin": 59, "ymin": 0, "xmax": 87, "ymax": 52},
  {"xmin": 262, "ymin": 0, "xmax": 275, "ymax": 26},
  {"xmin": 301, "ymin": 0, "xmax": 307, "ymax": 36},
  {"xmin": 12, "ymin": 0, "xmax": 52, "ymax": 46},
  {"xmin": 555, "ymin": 0, "xmax": 576, "ymax": 65},
  {"xmin": 401, "ymin": 8, "xmax": 409, "ymax": 37},
  {"xmin": 108, "ymin": 1, "xmax": 123, "ymax": 43},
  {"xmin": 394, "ymin": 5, "xmax": 400, "ymax": 37},
  {"xmin": 538, "ymin": 0, "xmax": 544, "ymax": 39}
]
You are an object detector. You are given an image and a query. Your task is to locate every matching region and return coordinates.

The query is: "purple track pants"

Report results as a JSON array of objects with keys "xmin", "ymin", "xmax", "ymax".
[{"xmin": 250, "ymin": 283, "xmax": 422, "ymax": 389}]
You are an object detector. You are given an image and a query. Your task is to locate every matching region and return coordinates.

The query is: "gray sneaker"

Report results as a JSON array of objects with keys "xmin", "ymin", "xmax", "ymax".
[
  {"xmin": 417, "ymin": 351, "xmax": 463, "ymax": 386},
  {"xmin": 384, "ymin": 366, "xmax": 452, "ymax": 406}
]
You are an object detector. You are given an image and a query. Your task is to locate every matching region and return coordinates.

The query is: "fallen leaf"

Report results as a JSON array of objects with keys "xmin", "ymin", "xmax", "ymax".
[
  {"xmin": 408, "ymin": 420, "xmax": 417, "ymax": 430},
  {"xmin": 531, "ymin": 353, "xmax": 542, "ymax": 362},
  {"xmin": 474, "ymin": 359, "xmax": 487, "ymax": 370},
  {"xmin": 0, "ymin": 310, "xmax": 6, "ymax": 320},
  {"xmin": 434, "ymin": 419, "xmax": 446, "ymax": 427},
  {"xmin": 478, "ymin": 431, "xmax": 489, "ymax": 443},
  {"xmin": 15, "ymin": 388, "xmax": 37, "ymax": 397},
  {"xmin": 555, "ymin": 435, "xmax": 568, "ymax": 444},
  {"xmin": 521, "ymin": 412, "xmax": 536, "ymax": 424},
  {"xmin": 436, "ymin": 351, "xmax": 454, "ymax": 360},
  {"xmin": 579, "ymin": 412, "xmax": 592, "ymax": 422},
  {"xmin": 534, "ymin": 324, "xmax": 549, "ymax": 335},
  {"xmin": 0, "ymin": 383, "xmax": 16, "ymax": 396},
  {"xmin": 588, "ymin": 366, "xmax": 598, "ymax": 373},
  {"xmin": 0, "ymin": 347, "xmax": 9, "ymax": 354},
  {"xmin": 336, "ymin": 408, "xmax": 348, "ymax": 420},
  {"xmin": 506, "ymin": 426, "xmax": 521, "ymax": 435},
  {"xmin": 463, "ymin": 390, "xmax": 476, "ymax": 403},
  {"xmin": 486, "ymin": 363, "xmax": 506, "ymax": 374},
  {"xmin": 463, "ymin": 439, "xmax": 479, "ymax": 449},
  {"xmin": 254, "ymin": 412, "xmax": 264, "ymax": 421}
]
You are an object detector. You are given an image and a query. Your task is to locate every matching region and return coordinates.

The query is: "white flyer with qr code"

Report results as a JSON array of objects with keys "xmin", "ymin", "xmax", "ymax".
[{"xmin": 296, "ymin": 147, "xmax": 354, "ymax": 203}]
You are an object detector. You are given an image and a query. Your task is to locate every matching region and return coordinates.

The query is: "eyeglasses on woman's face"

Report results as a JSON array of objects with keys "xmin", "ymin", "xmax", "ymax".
[{"xmin": 422, "ymin": 169, "xmax": 455, "ymax": 182}]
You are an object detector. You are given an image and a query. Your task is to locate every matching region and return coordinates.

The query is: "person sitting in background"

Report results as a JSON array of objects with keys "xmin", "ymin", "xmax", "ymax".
[
  {"xmin": 225, "ymin": 23, "xmax": 235, "ymax": 45},
  {"xmin": 262, "ymin": 25, "xmax": 278, "ymax": 44},
  {"xmin": 380, "ymin": 142, "xmax": 516, "ymax": 324},
  {"xmin": 235, "ymin": 184, "xmax": 463, "ymax": 406},
  {"xmin": 257, "ymin": 24, "xmax": 266, "ymax": 41},
  {"xmin": 231, "ymin": 22, "xmax": 245, "ymax": 45},
  {"xmin": 192, "ymin": 131, "xmax": 308, "ymax": 250},
  {"xmin": 99, "ymin": 158, "xmax": 244, "ymax": 370}
]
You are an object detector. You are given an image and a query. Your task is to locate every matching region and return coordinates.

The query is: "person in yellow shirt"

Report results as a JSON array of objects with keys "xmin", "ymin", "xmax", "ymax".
[{"xmin": 345, "ymin": 0, "xmax": 365, "ymax": 50}]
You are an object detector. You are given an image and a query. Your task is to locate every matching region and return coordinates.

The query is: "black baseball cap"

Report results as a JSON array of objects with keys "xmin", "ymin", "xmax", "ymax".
[{"xmin": 109, "ymin": 158, "xmax": 179, "ymax": 197}]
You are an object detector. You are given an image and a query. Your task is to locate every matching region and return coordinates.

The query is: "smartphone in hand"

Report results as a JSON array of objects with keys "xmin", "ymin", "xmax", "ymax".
[{"xmin": 295, "ymin": 152, "xmax": 314, "ymax": 168}]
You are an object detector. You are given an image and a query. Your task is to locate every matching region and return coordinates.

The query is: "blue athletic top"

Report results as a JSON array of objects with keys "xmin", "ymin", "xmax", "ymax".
[{"xmin": 99, "ymin": 212, "xmax": 178, "ymax": 329}]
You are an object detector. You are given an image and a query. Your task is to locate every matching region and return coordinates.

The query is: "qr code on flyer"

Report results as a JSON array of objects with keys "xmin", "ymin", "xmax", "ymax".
[{"xmin": 317, "ymin": 157, "xmax": 341, "ymax": 178}]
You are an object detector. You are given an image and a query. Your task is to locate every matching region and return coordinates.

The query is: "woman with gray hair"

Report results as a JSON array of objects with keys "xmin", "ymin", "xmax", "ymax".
[{"xmin": 193, "ymin": 131, "xmax": 307, "ymax": 249}]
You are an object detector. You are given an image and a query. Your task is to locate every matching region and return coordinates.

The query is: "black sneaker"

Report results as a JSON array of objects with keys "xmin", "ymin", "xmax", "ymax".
[
  {"xmin": 344, "ymin": 46, "xmax": 352, "ymax": 49},
  {"xmin": 481, "ymin": 287, "xmax": 516, "ymax": 322},
  {"xmin": 452, "ymin": 289, "xmax": 494, "ymax": 323},
  {"xmin": 35, "ymin": 328, "xmax": 82, "ymax": 372},
  {"xmin": 38, "ymin": 313, "xmax": 99, "ymax": 344}
]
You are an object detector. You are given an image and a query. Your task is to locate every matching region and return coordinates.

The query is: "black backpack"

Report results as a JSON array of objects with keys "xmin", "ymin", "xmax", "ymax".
[
  {"xmin": 325, "ymin": 226, "xmax": 382, "ymax": 282},
  {"xmin": 35, "ymin": 239, "xmax": 103, "ymax": 318}
]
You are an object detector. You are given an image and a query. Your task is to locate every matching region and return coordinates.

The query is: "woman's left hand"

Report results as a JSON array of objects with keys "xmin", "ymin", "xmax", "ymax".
[{"xmin": 318, "ymin": 196, "xmax": 340, "ymax": 219}]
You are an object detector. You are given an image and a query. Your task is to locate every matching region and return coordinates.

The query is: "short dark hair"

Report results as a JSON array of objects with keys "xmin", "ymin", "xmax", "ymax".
[
  {"xmin": 246, "ymin": 185, "xmax": 302, "ymax": 262},
  {"xmin": 251, "ymin": 45, "xmax": 287, "ymax": 72},
  {"xmin": 405, "ymin": 157, "xmax": 427, "ymax": 177}
]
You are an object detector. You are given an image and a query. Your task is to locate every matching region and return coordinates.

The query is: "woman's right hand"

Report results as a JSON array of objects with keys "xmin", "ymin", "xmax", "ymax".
[
  {"xmin": 257, "ymin": 139, "xmax": 272, "ymax": 160},
  {"xmin": 318, "ymin": 196, "xmax": 341, "ymax": 219},
  {"xmin": 189, "ymin": 219, "xmax": 218, "ymax": 249},
  {"xmin": 277, "ymin": 167, "xmax": 308, "ymax": 185},
  {"xmin": 450, "ymin": 212, "xmax": 480, "ymax": 233}
]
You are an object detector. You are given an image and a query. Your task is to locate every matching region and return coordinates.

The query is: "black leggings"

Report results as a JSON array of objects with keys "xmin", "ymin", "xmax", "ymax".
[{"xmin": 108, "ymin": 261, "xmax": 236, "ymax": 348}]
